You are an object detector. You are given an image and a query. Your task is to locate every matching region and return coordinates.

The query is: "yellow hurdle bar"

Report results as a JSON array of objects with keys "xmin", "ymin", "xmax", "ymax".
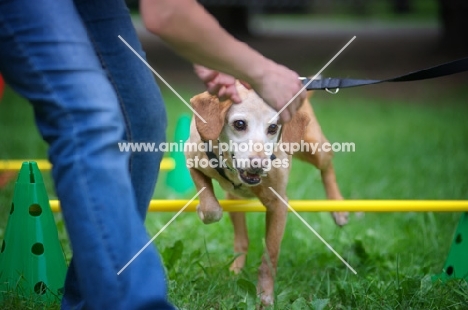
[
  {"xmin": 49, "ymin": 200, "xmax": 468, "ymax": 213},
  {"xmin": 0, "ymin": 158, "xmax": 175, "ymax": 171}
]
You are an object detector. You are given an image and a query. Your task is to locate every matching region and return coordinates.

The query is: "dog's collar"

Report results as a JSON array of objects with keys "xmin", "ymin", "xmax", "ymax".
[
  {"xmin": 203, "ymin": 140, "xmax": 242, "ymax": 190},
  {"xmin": 202, "ymin": 139, "xmax": 278, "ymax": 190}
]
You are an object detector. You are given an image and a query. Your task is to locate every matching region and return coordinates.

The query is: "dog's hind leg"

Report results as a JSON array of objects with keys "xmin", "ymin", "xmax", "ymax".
[
  {"xmin": 190, "ymin": 168, "xmax": 223, "ymax": 224},
  {"xmin": 294, "ymin": 103, "xmax": 348, "ymax": 226},
  {"xmin": 320, "ymin": 162, "xmax": 348, "ymax": 226},
  {"xmin": 296, "ymin": 150, "xmax": 348, "ymax": 226},
  {"xmin": 227, "ymin": 193, "xmax": 249, "ymax": 274}
]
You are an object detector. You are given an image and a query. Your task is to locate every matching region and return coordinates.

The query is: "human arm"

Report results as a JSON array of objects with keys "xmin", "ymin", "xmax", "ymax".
[{"xmin": 140, "ymin": 0, "xmax": 305, "ymax": 123}]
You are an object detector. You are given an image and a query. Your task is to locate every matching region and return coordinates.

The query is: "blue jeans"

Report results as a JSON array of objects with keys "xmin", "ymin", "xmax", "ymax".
[{"xmin": 0, "ymin": 0, "xmax": 174, "ymax": 309}]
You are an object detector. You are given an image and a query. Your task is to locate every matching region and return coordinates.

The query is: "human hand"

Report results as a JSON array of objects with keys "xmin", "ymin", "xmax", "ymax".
[
  {"xmin": 194, "ymin": 65, "xmax": 250, "ymax": 103},
  {"xmin": 249, "ymin": 60, "xmax": 306, "ymax": 124}
]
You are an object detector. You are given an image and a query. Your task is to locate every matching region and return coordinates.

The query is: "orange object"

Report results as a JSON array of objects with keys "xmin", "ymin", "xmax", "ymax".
[
  {"xmin": 0, "ymin": 74, "xmax": 4, "ymax": 101},
  {"xmin": 0, "ymin": 171, "xmax": 17, "ymax": 188}
]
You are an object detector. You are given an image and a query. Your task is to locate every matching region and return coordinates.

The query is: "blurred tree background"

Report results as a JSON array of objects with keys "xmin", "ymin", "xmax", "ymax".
[{"xmin": 194, "ymin": 0, "xmax": 468, "ymax": 50}]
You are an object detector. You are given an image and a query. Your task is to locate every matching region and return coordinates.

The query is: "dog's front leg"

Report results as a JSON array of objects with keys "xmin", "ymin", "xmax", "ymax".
[
  {"xmin": 190, "ymin": 168, "xmax": 223, "ymax": 224},
  {"xmin": 255, "ymin": 189, "xmax": 288, "ymax": 306},
  {"xmin": 227, "ymin": 193, "xmax": 249, "ymax": 274}
]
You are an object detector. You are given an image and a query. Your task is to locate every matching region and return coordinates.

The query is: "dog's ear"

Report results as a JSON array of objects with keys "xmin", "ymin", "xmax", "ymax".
[
  {"xmin": 281, "ymin": 111, "xmax": 311, "ymax": 155},
  {"xmin": 190, "ymin": 92, "xmax": 233, "ymax": 141}
]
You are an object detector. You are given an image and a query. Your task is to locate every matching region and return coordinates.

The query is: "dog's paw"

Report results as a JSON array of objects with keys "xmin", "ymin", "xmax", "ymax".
[
  {"xmin": 331, "ymin": 211, "xmax": 349, "ymax": 227},
  {"xmin": 196, "ymin": 203, "xmax": 223, "ymax": 224},
  {"xmin": 259, "ymin": 294, "xmax": 274, "ymax": 308},
  {"xmin": 229, "ymin": 255, "xmax": 246, "ymax": 274}
]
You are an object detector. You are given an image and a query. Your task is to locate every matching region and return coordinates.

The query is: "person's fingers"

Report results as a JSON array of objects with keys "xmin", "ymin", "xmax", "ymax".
[
  {"xmin": 283, "ymin": 90, "xmax": 303, "ymax": 123},
  {"xmin": 289, "ymin": 86, "xmax": 305, "ymax": 112},
  {"xmin": 226, "ymin": 85, "xmax": 242, "ymax": 103},
  {"xmin": 218, "ymin": 85, "xmax": 236, "ymax": 103},
  {"xmin": 289, "ymin": 102, "xmax": 297, "ymax": 118},
  {"xmin": 286, "ymin": 101, "xmax": 294, "ymax": 117},
  {"xmin": 194, "ymin": 65, "xmax": 218, "ymax": 83},
  {"xmin": 299, "ymin": 88, "xmax": 307, "ymax": 101},
  {"xmin": 230, "ymin": 93, "xmax": 242, "ymax": 103},
  {"xmin": 194, "ymin": 65, "xmax": 245, "ymax": 103},
  {"xmin": 216, "ymin": 74, "xmax": 236, "ymax": 86},
  {"xmin": 294, "ymin": 92, "xmax": 304, "ymax": 111},
  {"xmin": 279, "ymin": 109, "xmax": 291, "ymax": 124},
  {"xmin": 207, "ymin": 82, "xmax": 223, "ymax": 95},
  {"xmin": 217, "ymin": 86, "xmax": 228, "ymax": 100},
  {"xmin": 239, "ymin": 80, "xmax": 251, "ymax": 89},
  {"xmin": 193, "ymin": 64, "xmax": 211, "ymax": 77},
  {"xmin": 193, "ymin": 64, "xmax": 205, "ymax": 71},
  {"xmin": 296, "ymin": 93, "xmax": 304, "ymax": 108},
  {"xmin": 218, "ymin": 85, "xmax": 241, "ymax": 103}
]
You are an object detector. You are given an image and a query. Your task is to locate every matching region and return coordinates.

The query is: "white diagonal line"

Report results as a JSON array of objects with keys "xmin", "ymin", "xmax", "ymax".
[
  {"xmin": 117, "ymin": 187, "xmax": 206, "ymax": 275},
  {"xmin": 268, "ymin": 36, "xmax": 356, "ymax": 123},
  {"xmin": 268, "ymin": 187, "xmax": 357, "ymax": 274},
  {"xmin": 118, "ymin": 35, "xmax": 207, "ymax": 123}
]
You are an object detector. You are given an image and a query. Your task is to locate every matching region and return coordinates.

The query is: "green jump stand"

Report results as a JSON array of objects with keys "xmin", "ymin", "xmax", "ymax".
[
  {"xmin": 0, "ymin": 162, "xmax": 67, "ymax": 302},
  {"xmin": 433, "ymin": 212, "xmax": 468, "ymax": 282},
  {"xmin": 166, "ymin": 114, "xmax": 194, "ymax": 196}
]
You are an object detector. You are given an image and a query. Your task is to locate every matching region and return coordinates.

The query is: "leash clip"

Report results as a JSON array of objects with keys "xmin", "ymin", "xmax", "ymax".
[{"xmin": 325, "ymin": 88, "xmax": 339, "ymax": 95}]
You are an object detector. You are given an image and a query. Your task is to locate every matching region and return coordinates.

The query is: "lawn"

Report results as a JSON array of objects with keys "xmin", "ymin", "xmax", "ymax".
[{"xmin": 0, "ymin": 79, "xmax": 467, "ymax": 309}]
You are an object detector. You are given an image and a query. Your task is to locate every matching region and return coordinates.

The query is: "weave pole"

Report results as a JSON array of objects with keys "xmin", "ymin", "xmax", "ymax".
[
  {"xmin": 0, "ymin": 158, "xmax": 175, "ymax": 171},
  {"xmin": 49, "ymin": 200, "xmax": 468, "ymax": 213}
]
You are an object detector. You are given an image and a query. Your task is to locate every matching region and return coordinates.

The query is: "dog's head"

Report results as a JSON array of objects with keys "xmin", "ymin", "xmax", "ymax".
[{"xmin": 190, "ymin": 83, "xmax": 310, "ymax": 186}]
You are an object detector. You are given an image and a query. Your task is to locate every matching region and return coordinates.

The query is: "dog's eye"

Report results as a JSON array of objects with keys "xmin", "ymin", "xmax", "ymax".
[
  {"xmin": 267, "ymin": 124, "xmax": 278, "ymax": 135},
  {"xmin": 233, "ymin": 120, "xmax": 247, "ymax": 131}
]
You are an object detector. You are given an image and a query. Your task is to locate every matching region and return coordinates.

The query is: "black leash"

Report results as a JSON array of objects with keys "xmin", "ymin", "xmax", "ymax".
[{"xmin": 301, "ymin": 57, "xmax": 468, "ymax": 91}]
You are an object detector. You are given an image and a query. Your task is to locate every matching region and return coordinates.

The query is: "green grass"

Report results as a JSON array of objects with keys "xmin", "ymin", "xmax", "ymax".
[
  {"xmin": 254, "ymin": 0, "xmax": 440, "ymax": 31},
  {"xmin": 1, "ymin": 83, "xmax": 468, "ymax": 309},
  {"xmin": 311, "ymin": 0, "xmax": 439, "ymax": 22}
]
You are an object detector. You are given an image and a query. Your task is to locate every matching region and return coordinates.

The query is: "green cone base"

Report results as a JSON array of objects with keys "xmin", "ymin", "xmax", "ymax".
[
  {"xmin": 433, "ymin": 212, "xmax": 468, "ymax": 282},
  {"xmin": 0, "ymin": 162, "xmax": 67, "ymax": 302}
]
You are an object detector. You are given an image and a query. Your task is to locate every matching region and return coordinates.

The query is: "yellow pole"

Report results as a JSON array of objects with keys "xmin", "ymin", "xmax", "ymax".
[
  {"xmin": 0, "ymin": 158, "xmax": 175, "ymax": 171},
  {"xmin": 49, "ymin": 200, "xmax": 468, "ymax": 213}
]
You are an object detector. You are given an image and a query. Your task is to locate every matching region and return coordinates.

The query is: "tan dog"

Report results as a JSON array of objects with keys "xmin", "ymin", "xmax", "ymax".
[{"xmin": 185, "ymin": 83, "xmax": 346, "ymax": 306}]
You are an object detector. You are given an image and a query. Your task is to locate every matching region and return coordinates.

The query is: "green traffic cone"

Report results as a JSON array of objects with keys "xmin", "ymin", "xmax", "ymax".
[
  {"xmin": 0, "ymin": 161, "xmax": 67, "ymax": 302},
  {"xmin": 166, "ymin": 114, "xmax": 194, "ymax": 196},
  {"xmin": 433, "ymin": 212, "xmax": 468, "ymax": 282}
]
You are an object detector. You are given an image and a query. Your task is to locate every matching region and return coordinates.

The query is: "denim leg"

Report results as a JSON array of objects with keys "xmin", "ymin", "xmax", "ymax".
[
  {"xmin": 0, "ymin": 1, "xmax": 173, "ymax": 309},
  {"xmin": 74, "ymin": 0, "xmax": 168, "ymax": 220},
  {"xmin": 63, "ymin": 0, "xmax": 169, "ymax": 308}
]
